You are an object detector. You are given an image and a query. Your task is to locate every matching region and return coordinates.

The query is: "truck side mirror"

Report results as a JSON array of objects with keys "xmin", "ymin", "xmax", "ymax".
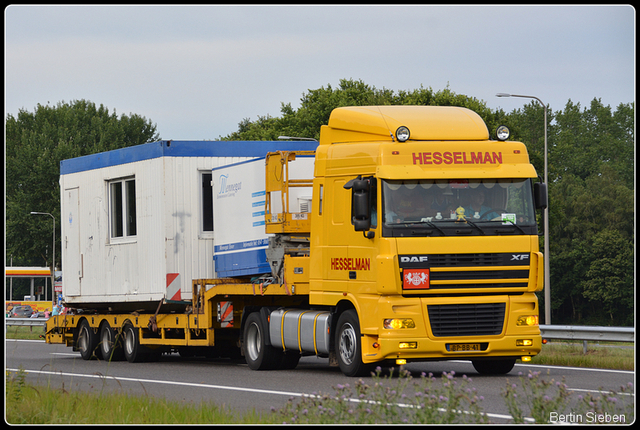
[
  {"xmin": 534, "ymin": 182, "xmax": 548, "ymax": 210},
  {"xmin": 344, "ymin": 176, "xmax": 374, "ymax": 235}
]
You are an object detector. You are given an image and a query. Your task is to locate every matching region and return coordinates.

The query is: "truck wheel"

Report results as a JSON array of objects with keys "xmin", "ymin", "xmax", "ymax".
[
  {"xmin": 335, "ymin": 310, "xmax": 371, "ymax": 377},
  {"xmin": 77, "ymin": 320, "xmax": 98, "ymax": 360},
  {"xmin": 472, "ymin": 358, "xmax": 516, "ymax": 375},
  {"xmin": 243, "ymin": 312, "xmax": 281, "ymax": 370},
  {"xmin": 279, "ymin": 351, "xmax": 301, "ymax": 370},
  {"xmin": 99, "ymin": 322, "xmax": 124, "ymax": 361},
  {"xmin": 122, "ymin": 322, "xmax": 146, "ymax": 363}
]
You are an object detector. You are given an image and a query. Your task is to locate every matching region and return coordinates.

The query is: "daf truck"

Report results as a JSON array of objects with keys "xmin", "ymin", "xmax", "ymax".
[{"xmin": 45, "ymin": 105, "xmax": 547, "ymax": 376}]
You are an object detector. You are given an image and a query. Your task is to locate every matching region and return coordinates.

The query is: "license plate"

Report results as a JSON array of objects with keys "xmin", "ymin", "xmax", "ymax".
[{"xmin": 448, "ymin": 343, "xmax": 482, "ymax": 352}]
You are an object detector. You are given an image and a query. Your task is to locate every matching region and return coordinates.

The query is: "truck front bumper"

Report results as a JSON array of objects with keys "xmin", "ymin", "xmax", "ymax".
[
  {"xmin": 359, "ymin": 294, "xmax": 542, "ymax": 365},
  {"xmin": 361, "ymin": 332, "xmax": 541, "ymax": 364}
]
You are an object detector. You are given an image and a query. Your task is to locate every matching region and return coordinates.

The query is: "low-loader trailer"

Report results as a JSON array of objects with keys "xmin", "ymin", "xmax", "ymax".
[{"xmin": 46, "ymin": 105, "xmax": 547, "ymax": 376}]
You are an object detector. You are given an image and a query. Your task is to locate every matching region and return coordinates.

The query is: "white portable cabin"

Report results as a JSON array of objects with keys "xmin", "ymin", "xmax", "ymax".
[
  {"xmin": 211, "ymin": 154, "xmax": 316, "ymax": 278},
  {"xmin": 59, "ymin": 140, "xmax": 317, "ymax": 311}
]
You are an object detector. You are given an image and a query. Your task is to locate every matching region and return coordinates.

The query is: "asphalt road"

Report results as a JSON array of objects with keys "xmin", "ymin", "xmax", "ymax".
[{"xmin": 5, "ymin": 339, "xmax": 635, "ymax": 423}]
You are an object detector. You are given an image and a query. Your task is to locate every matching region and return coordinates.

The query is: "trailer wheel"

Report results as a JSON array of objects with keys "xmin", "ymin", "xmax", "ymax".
[
  {"xmin": 335, "ymin": 310, "xmax": 371, "ymax": 377},
  {"xmin": 243, "ymin": 312, "xmax": 281, "ymax": 370},
  {"xmin": 99, "ymin": 322, "xmax": 124, "ymax": 361},
  {"xmin": 77, "ymin": 320, "xmax": 98, "ymax": 360},
  {"xmin": 122, "ymin": 322, "xmax": 146, "ymax": 363},
  {"xmin": 472, "ymin": 358, "xmax": 516, "ymax": 375}
]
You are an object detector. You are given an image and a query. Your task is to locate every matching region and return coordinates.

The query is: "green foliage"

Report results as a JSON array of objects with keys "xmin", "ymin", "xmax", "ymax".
[
  {"xmin": 222, "ymin": 79, "xmax": 495, "ymax": 141},
  {"xmin": 502, "ymin": 371, "xmax": 572, "ymax": 423},
  {"xmin": 5, "ymin": 368, "xmax": 273, "ymax": 424},
  {"xmin": 502, "ymin": 370, "xmax": 634, "ymax": 424},
  {"xmin": 5, "ymin": 100, "xmax": 158, "ymax": 280},
  {"xmin": 529, "ymin": 341, "xmax": 634, "ymax": 371},
  {"xmin": 543, "ymin": 100, "xmax": 634, "ymax": 326},
  {"xmin": 275, "ymin": 368, "xmax": 487, "ymax": 424}
]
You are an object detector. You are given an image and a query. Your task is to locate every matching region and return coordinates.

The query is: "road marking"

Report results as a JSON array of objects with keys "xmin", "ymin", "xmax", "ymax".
[
  {"xmin": 6, "ymin": 367, "xmax": 531, "ymax": 422},
  {"xmin": 7, "ymin": 368, "xmax": 308, "ymax": 398},
  {"xmin": 444, "ymin": 359, "xmax": 634, "ymax": 375},
  {"xmin": 514, "ymin": 362, "xmax": 635, "ymax": 375}
]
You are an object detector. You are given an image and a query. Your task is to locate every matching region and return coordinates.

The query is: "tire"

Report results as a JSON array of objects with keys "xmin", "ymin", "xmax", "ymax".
[
  {"xmin": 77, "ymin": 319, "xmax": 99, "ymax": 360},
  {"xmin": 279, "ymin": 351, "xmax": 301, "ymax": 370},
  {"xmin": 122, "ymin": 322, "xmax": 146, "ymax": 363},
  {"xmin": 335, "ymin": 310, "xmax": 372, "ymax": 377},
  {"xmin": 99, "ymin": 322, "xmax": 124, "ymax": 361},
  {"xmin": 242, "ymin": 312, "xmax": 282, "ymax": 370},
  {"xmin": 472, "ymin": 358, "xmax": 516, "ymax": 375}
]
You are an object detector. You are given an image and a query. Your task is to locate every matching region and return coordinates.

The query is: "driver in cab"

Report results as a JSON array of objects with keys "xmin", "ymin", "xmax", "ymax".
[{"xmin": 464, "ymin": 188, "xmax": 499, "ymax": 220}]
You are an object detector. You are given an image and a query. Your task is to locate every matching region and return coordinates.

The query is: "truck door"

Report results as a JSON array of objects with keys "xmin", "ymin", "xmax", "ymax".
[{"xmin": 64, "ymin": 187, "xmax": 81, "ymax": 296}]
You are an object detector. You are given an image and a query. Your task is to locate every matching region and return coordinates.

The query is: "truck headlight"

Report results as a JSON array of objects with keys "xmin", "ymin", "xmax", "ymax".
[
  {"xmin": 496, "ymin": 125, "xmax": 510, "ymax": 141},
  {"xmin": 396, "ymin": 126, "xmax": 410, "ymax": 142},
  {"xmin": 516, "ymin": 315, "xmax": 539, "ymax": 326},
  {"xmin": 384, "ymin": 318, "xmax": 415, "ymax": 329}
]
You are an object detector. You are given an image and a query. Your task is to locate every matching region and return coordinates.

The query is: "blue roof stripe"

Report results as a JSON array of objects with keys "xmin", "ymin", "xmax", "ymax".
[{"xmin": 60, "ymin": 140, "xmax": 318, "ymax": 174}]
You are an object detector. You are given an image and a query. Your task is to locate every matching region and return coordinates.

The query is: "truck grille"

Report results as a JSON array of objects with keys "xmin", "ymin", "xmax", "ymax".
[
  {"xmin": 427, "ymin": 303, "xmax": 506, "ymax": 337},
  {"xmin": 400, "ymin": 252, "xmax": 531, "ymax": 291}
]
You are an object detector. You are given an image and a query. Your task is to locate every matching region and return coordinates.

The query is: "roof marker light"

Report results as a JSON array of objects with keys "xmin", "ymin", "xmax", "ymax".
[
  {"xmin": 496, "ymin": 125, "xmax": 510, "ymax": 141},
  {"xmin": 396, "ymin": 126, "xmax": 410, "ymax": 142}
]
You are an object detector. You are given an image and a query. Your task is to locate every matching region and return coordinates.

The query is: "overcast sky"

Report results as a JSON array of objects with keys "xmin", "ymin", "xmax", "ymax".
[{"xmin": 5, "ymin": 5, "xmax": 635, "ymax": 140}]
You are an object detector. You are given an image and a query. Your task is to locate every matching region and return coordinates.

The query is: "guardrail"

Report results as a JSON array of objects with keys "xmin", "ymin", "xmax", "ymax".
[
  {"xmin": 539, "ymin": 324, "xmax": 633, "ymax": 354},
  {"xmin": 540, "ymin": 325, "xmax": 634, "ymax": 343},
  {"xmin": 5, "ymin": 317, "xmax": 48, "ymax": 327}
]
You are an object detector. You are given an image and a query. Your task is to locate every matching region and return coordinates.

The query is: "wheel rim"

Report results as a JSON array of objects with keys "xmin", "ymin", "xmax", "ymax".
[
  {"xmin": 246, "ymin": 322, "xmax": 261, "ymax": 362},
  {"xmin": 338, "ymin": 322, "xmax": 357, "ymax": 366},
  {"xmin": 101, "ymin": 328, "xmax": 111, "ymax": 354},
  {"xmin": 78, "ymin": 326, "xmax": 89, "ymax": 354},
  {"xmin": 124, "ymin": 327, "xmax": 135, "ymax": 356}
]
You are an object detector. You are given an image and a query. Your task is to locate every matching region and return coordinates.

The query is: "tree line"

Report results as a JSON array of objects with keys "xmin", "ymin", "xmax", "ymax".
[{"xmin": 5, "ymin": 80, "xmax": 634, "ymax": 325}]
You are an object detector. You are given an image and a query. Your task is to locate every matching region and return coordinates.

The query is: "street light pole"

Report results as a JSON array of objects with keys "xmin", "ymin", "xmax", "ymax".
[
  {"xmin": 30, "ymin": 211, "xmax": 56, "ymax": 306},
  {"xmin": 496, "ymin": 93, "xmax": 551, "ymax": 324}
]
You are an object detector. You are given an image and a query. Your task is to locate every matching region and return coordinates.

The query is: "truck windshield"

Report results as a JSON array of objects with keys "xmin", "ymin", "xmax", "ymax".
[{"xmin": 381, "ymin": 179, "xmax": 537, "ymax": 237}]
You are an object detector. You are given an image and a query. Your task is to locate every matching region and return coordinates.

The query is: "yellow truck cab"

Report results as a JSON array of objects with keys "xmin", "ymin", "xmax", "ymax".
[{"xmin": 306, "ymin": 106, "xmax": 546, "ymax": 376}]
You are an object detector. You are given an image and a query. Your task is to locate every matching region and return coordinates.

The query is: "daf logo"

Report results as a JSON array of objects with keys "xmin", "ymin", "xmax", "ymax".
[
  {"xmin": 400, "ymin": 256, "xmax": 429, "ymax": 263},
  {"xmin": 511, "ymin": 254, "xmax": 529, "ymax": 261}
]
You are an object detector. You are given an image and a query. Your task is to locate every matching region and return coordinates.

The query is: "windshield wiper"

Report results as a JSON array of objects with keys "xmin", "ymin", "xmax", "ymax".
[
  {"xmin": 500, "ymin": 220, "xmax": 527, "ymax": 235},
  {"xmin": 456, "ymin": 218, "xmax": 486, "ymax": 235},
  {"xmin": 395, "ymin": 219, "xmax": 447, "ymax": 236},
  {"xmin": 420, "ymin": 220, "xmax": 447, "ymax": 235}
]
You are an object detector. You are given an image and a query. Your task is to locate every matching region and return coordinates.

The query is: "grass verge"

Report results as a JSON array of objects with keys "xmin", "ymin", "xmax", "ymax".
[
  {"xmin": 6, "ymin": 367, "xmax": 634, "ymax": 424},
  {"xmin": 6, "ymin": 368, "xmax": 279, "ymax": 424},
  {"xmin": 532, "ymin": 341, "xmax": 634, "ymax": 370}
]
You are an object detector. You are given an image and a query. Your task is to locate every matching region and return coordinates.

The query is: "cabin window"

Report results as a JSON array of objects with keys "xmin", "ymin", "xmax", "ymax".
[{"xmin": 109, "ymin": 177, "xmax": 137, "ymax": 239}]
